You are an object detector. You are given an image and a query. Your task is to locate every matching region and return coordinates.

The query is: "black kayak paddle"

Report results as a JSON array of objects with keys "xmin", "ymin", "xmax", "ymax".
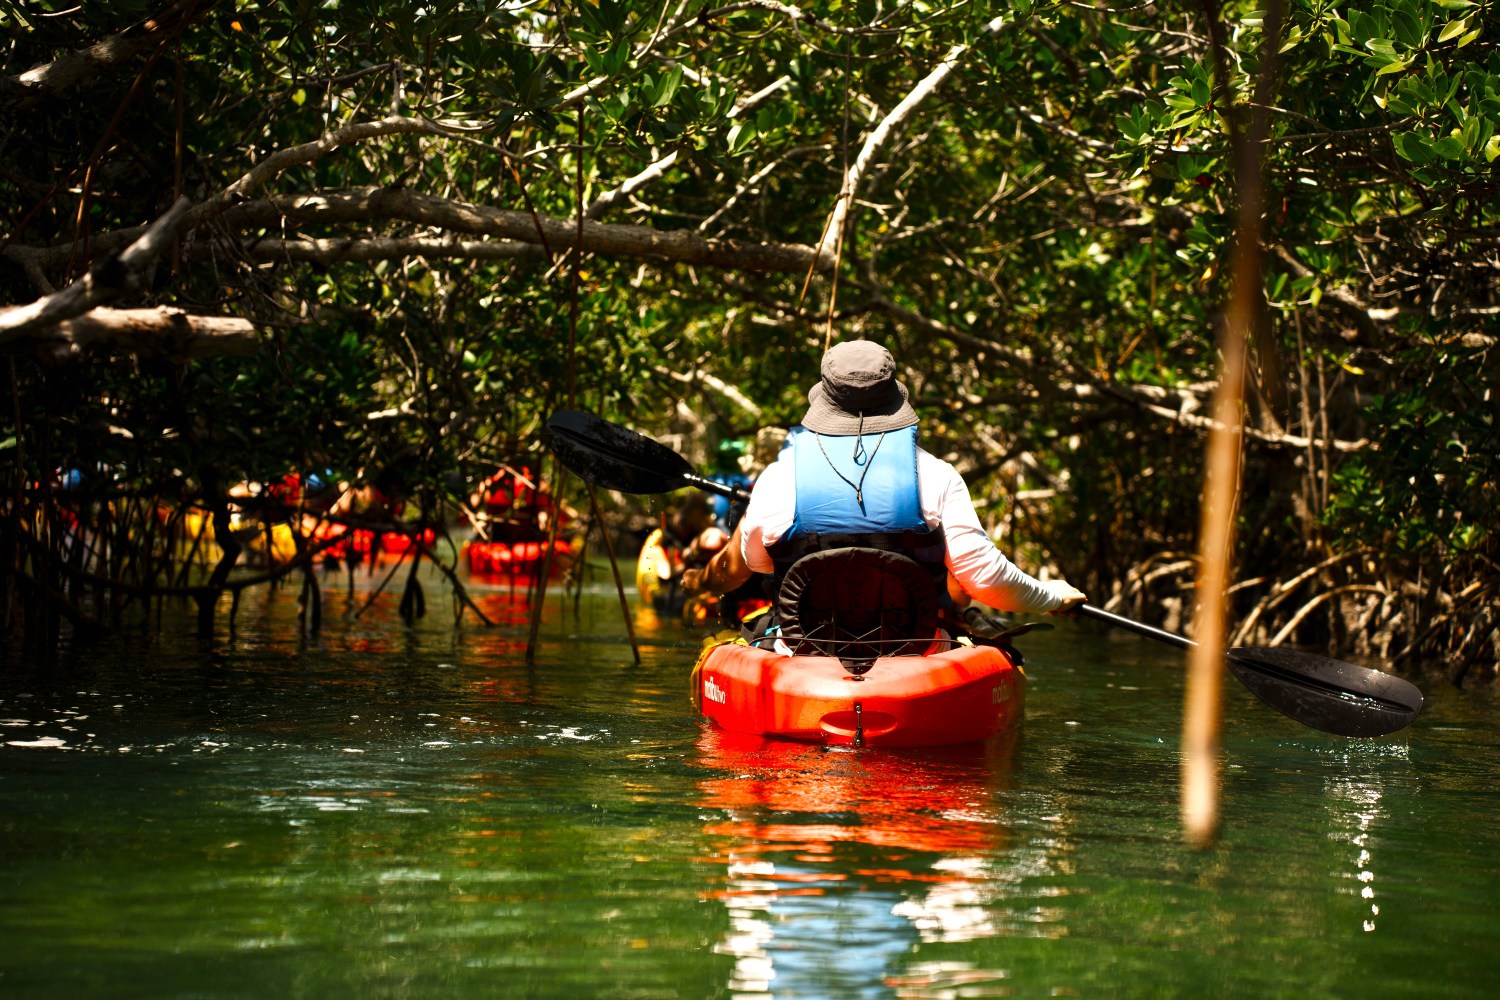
[
  {"xmin": 543, "ymin": 408, "xmax": 1423, "ymax": 739},
  {"xmin": 1078, "ymin": 604, "xmax": 1422, "ymax": 738},
  {"xmin": 544, "ymin": 409, "xmax": 751, "ymax": 502}
]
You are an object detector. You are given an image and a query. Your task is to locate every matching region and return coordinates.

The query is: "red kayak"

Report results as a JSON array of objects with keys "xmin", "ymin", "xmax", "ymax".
[
  {"xmin": 466, "ymin": 537, "xmax": 573, "ymax": 576},
  {"xmin": 692, "ymin": 639, "xmax": 1024, "ymax": 748}
]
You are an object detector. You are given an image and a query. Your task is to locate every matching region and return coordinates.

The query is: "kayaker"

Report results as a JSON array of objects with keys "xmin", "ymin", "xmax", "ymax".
[{"xmin": 681, "ymin": 339, "xmax": 1086, "ymax": 635}]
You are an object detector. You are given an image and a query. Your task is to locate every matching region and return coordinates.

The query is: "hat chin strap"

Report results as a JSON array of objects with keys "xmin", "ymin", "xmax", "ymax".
[{"xmin": 813, "ymin": 414, "xmax": 887, "ymax": 508}]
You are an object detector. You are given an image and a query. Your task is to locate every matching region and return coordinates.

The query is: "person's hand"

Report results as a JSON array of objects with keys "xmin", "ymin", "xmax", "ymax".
[
  {"xmin": 1048, "ymin": 584, "xmax": 1087, "ymax": 616},
  {"xmin": 680, "ymin": 566, "xmax": 708, "ymax": 595}
]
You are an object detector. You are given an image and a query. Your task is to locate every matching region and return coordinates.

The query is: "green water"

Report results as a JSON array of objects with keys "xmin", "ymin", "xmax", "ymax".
[{"xmin": 2, "ymin": 568, "xmax": 1497, "ymax": 999}]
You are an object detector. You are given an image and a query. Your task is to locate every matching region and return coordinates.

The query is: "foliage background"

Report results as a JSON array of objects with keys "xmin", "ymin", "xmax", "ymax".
[{"xmin": 1, "ymin": 0, "xmax": 1495, "ymax": 678}]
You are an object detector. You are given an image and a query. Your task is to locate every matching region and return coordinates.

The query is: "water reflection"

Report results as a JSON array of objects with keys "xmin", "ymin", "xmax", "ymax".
[
  {"xmin": 1320, "ymin": 743, "xmax": 1409, "ymax": 934},
  {"xmin": 694, "ymin": 729, "xmax": 1023, "ymax": 997}
]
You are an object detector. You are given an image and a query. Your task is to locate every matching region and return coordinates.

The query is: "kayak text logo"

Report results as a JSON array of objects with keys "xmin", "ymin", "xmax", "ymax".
[
  {"xmin": 704, "ymin": 676, "xmax": 728, "ymax": 705},
  {"xmin": 991, "ymin": 685, "xmax": 1011, "ymax": 704}
]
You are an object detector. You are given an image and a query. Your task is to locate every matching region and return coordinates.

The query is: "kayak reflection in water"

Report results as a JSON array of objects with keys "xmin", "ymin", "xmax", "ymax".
[
  {"xmin": 696, "ymin": 730, "xmax": 1022, "ymax": 996},
  {"xmin": 682, "ymin": 340, "xmax": 1086, "ymax": 651}
]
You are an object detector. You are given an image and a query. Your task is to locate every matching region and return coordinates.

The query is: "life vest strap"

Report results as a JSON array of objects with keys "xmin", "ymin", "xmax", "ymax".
[{"xmin": 769, "ymin": 525, "xmax": 946, "ymax": 566}]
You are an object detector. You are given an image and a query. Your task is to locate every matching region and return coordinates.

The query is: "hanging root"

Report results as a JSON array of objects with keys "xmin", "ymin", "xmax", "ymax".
[
  {"xmin": 398, "ymin": 546, "xmax": 426, "ymax": 623},
  {"xmin": 416, "ymin": 530, "xmax": 493, "ymax": 627},
  {"xmin": 1228, "ymin": 552, "xmax": 1359, "ymax": 646},
  {"xmin": 1443, "ymin": 589, "xmax": 1498, "ymax": 687},
  {"xmin": 299, "ymin": 566, "xmax": 322, "ymax": 632}
]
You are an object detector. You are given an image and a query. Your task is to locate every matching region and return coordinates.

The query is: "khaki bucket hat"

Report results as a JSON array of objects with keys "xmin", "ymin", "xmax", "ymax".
[{"xmin": 799, "ymin": 340, "xmax": 918, "ymax": 435}]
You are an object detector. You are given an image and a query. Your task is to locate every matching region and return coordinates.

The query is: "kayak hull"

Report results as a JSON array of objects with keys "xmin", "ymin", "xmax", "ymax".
[
  {"xmin": 466, "ymin": 538, "xmax": 573, "ymax": 576},
  {"xmin": 695, "ymin": 641, "xmax": 1024, "ymax": 748}
]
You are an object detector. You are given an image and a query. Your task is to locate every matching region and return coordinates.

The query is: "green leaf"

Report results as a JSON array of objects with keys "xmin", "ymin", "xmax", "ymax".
[
  {"xmin": 1462, "ymin": 114, "xmax": 1482, "ymax": 148},
  {"xmin": 1475, "ymin": 113, "xmax": 1498, "ymax": 148},
  {"xmin": 1438, "ymin": 18, "xmax": 1470, "ymax": 43},
  {"xmin": 604, "ymin": 41, "xmax": 629, "ymax": 75},
  {"xmin": 601, "ymin": 93, "xmax": 628, "ymax": 122},
  {"xmin": 726, "ymin": 120, "xmax": 757, "ymax": 155},
  {"xmin": 576, "ymin": 0, "xmax": 605, "ymax": 34},
  {"xmin": 1430, "ymin": 134, "xmax": 1466, "ymax": 158},
  {"xmin": 1390, "ymin": 8, "xmax": 1423, "ymax": 50},
  {"xmin": 1348, "ymin": 9, "xmax": 1374, "ymax": 42},
  {"xmin": 652, "ymin": 66, "xmax": 682, "ymax": 108},
  {"xmin": 1392, "ymin": 131, "xmax": 1434, "ymax": 163}
]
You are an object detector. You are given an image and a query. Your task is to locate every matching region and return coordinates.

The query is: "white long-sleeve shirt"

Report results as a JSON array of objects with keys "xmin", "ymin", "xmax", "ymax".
[{"xmin": 739, "ymin": 445, "xmax": 1075, "ymax": 613}]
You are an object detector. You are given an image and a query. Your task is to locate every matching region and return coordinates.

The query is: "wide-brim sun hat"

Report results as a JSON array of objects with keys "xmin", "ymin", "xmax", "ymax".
[{"xmin": 800, "ymin": 339, "xmax": 918, "ymax": 435}]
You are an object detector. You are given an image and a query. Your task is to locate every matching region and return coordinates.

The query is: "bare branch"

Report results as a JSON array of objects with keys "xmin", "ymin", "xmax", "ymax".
[
  {"xmin": 7, "ymin": 0, "xmax": 225, "ymax": 101},
  {"xmin": 214, "ymin": 188, "xmax": 824, "ymax": 274},
  {"xmin": 1272, "ymin": 245, "xmax": 1393, "ymax": 341},
  {"xmin": 0, "ymin": 197, "xmax": 191, "ymax": 341},
  {"xmin": 654, "ymin": 364, "xmax": 763, "ymax": 419},
  {"xmin": 867, "ymin": 287, "xmax": 1369, "ymax": 453},
  {"xmin": 235, "ymin": 235, "xmax": 543, "ymax": 266},
  {"xmin": 183, "ymin": 115, "xmax": 481, "ymax": 230},
  {"xmin": 817, "ymin": 15, "xmax": 1013, "ymax": 263},
  {"xmin": 587, "ymin": 152, "xmax": 681, "ymax": 221},
  {"xmin": 9, "ymin": 172, "xmax": 826, "ymax": 286},
  {"xmin": 7, "ymin": 307, "xmax": 258, "ymax": 359}
]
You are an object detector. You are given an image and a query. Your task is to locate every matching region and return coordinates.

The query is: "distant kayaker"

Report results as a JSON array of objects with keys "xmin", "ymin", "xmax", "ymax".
[{"xmin": 681, "ymin": 339, "xmax": 1086, "ymax": 631}]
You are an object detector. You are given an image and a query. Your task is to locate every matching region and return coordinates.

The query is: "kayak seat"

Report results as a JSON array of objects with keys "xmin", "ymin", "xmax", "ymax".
[{"xmin": 776, "ymin": 547, "xmax": 941, "ymax": 676}]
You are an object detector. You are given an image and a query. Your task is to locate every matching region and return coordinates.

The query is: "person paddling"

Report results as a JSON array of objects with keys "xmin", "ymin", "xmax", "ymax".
[{"xmin": 681, "ymin": 339, "xmax": 1086, "ymax": 644}]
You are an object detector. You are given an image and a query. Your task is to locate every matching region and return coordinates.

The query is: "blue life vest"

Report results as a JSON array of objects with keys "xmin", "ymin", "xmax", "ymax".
[
  {"xmin": 768, "ymin": 426, "xmax": 946, "ymax": 582},
  {"xmin": 785, "ymin": 425, "xmax": 926, "ymax": 536}
]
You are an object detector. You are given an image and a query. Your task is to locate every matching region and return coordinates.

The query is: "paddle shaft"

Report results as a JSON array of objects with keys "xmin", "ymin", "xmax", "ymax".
[
  {"xmin": 682, "ymin": 472, "xmax": 753, "ymax": 504},
  {"xmin": 1078, "ymin": 603, "xmax": 1194, "ymax": 651}
]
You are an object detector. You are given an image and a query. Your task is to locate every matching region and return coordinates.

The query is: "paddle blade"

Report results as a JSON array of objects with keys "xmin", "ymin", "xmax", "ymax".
[
  {"xmin": 1226, "ymin": 646, "xmax": 1423, "ymax": 738},
  {"xmin": 543, "ymin": 409, "xmax": 697, "ymax": 496}
]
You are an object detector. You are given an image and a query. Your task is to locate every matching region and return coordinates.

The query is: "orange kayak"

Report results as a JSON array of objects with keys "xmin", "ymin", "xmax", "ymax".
[{"xmin": 692, "ymin": 639, "xmax": 1024, "ymax": 748}]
